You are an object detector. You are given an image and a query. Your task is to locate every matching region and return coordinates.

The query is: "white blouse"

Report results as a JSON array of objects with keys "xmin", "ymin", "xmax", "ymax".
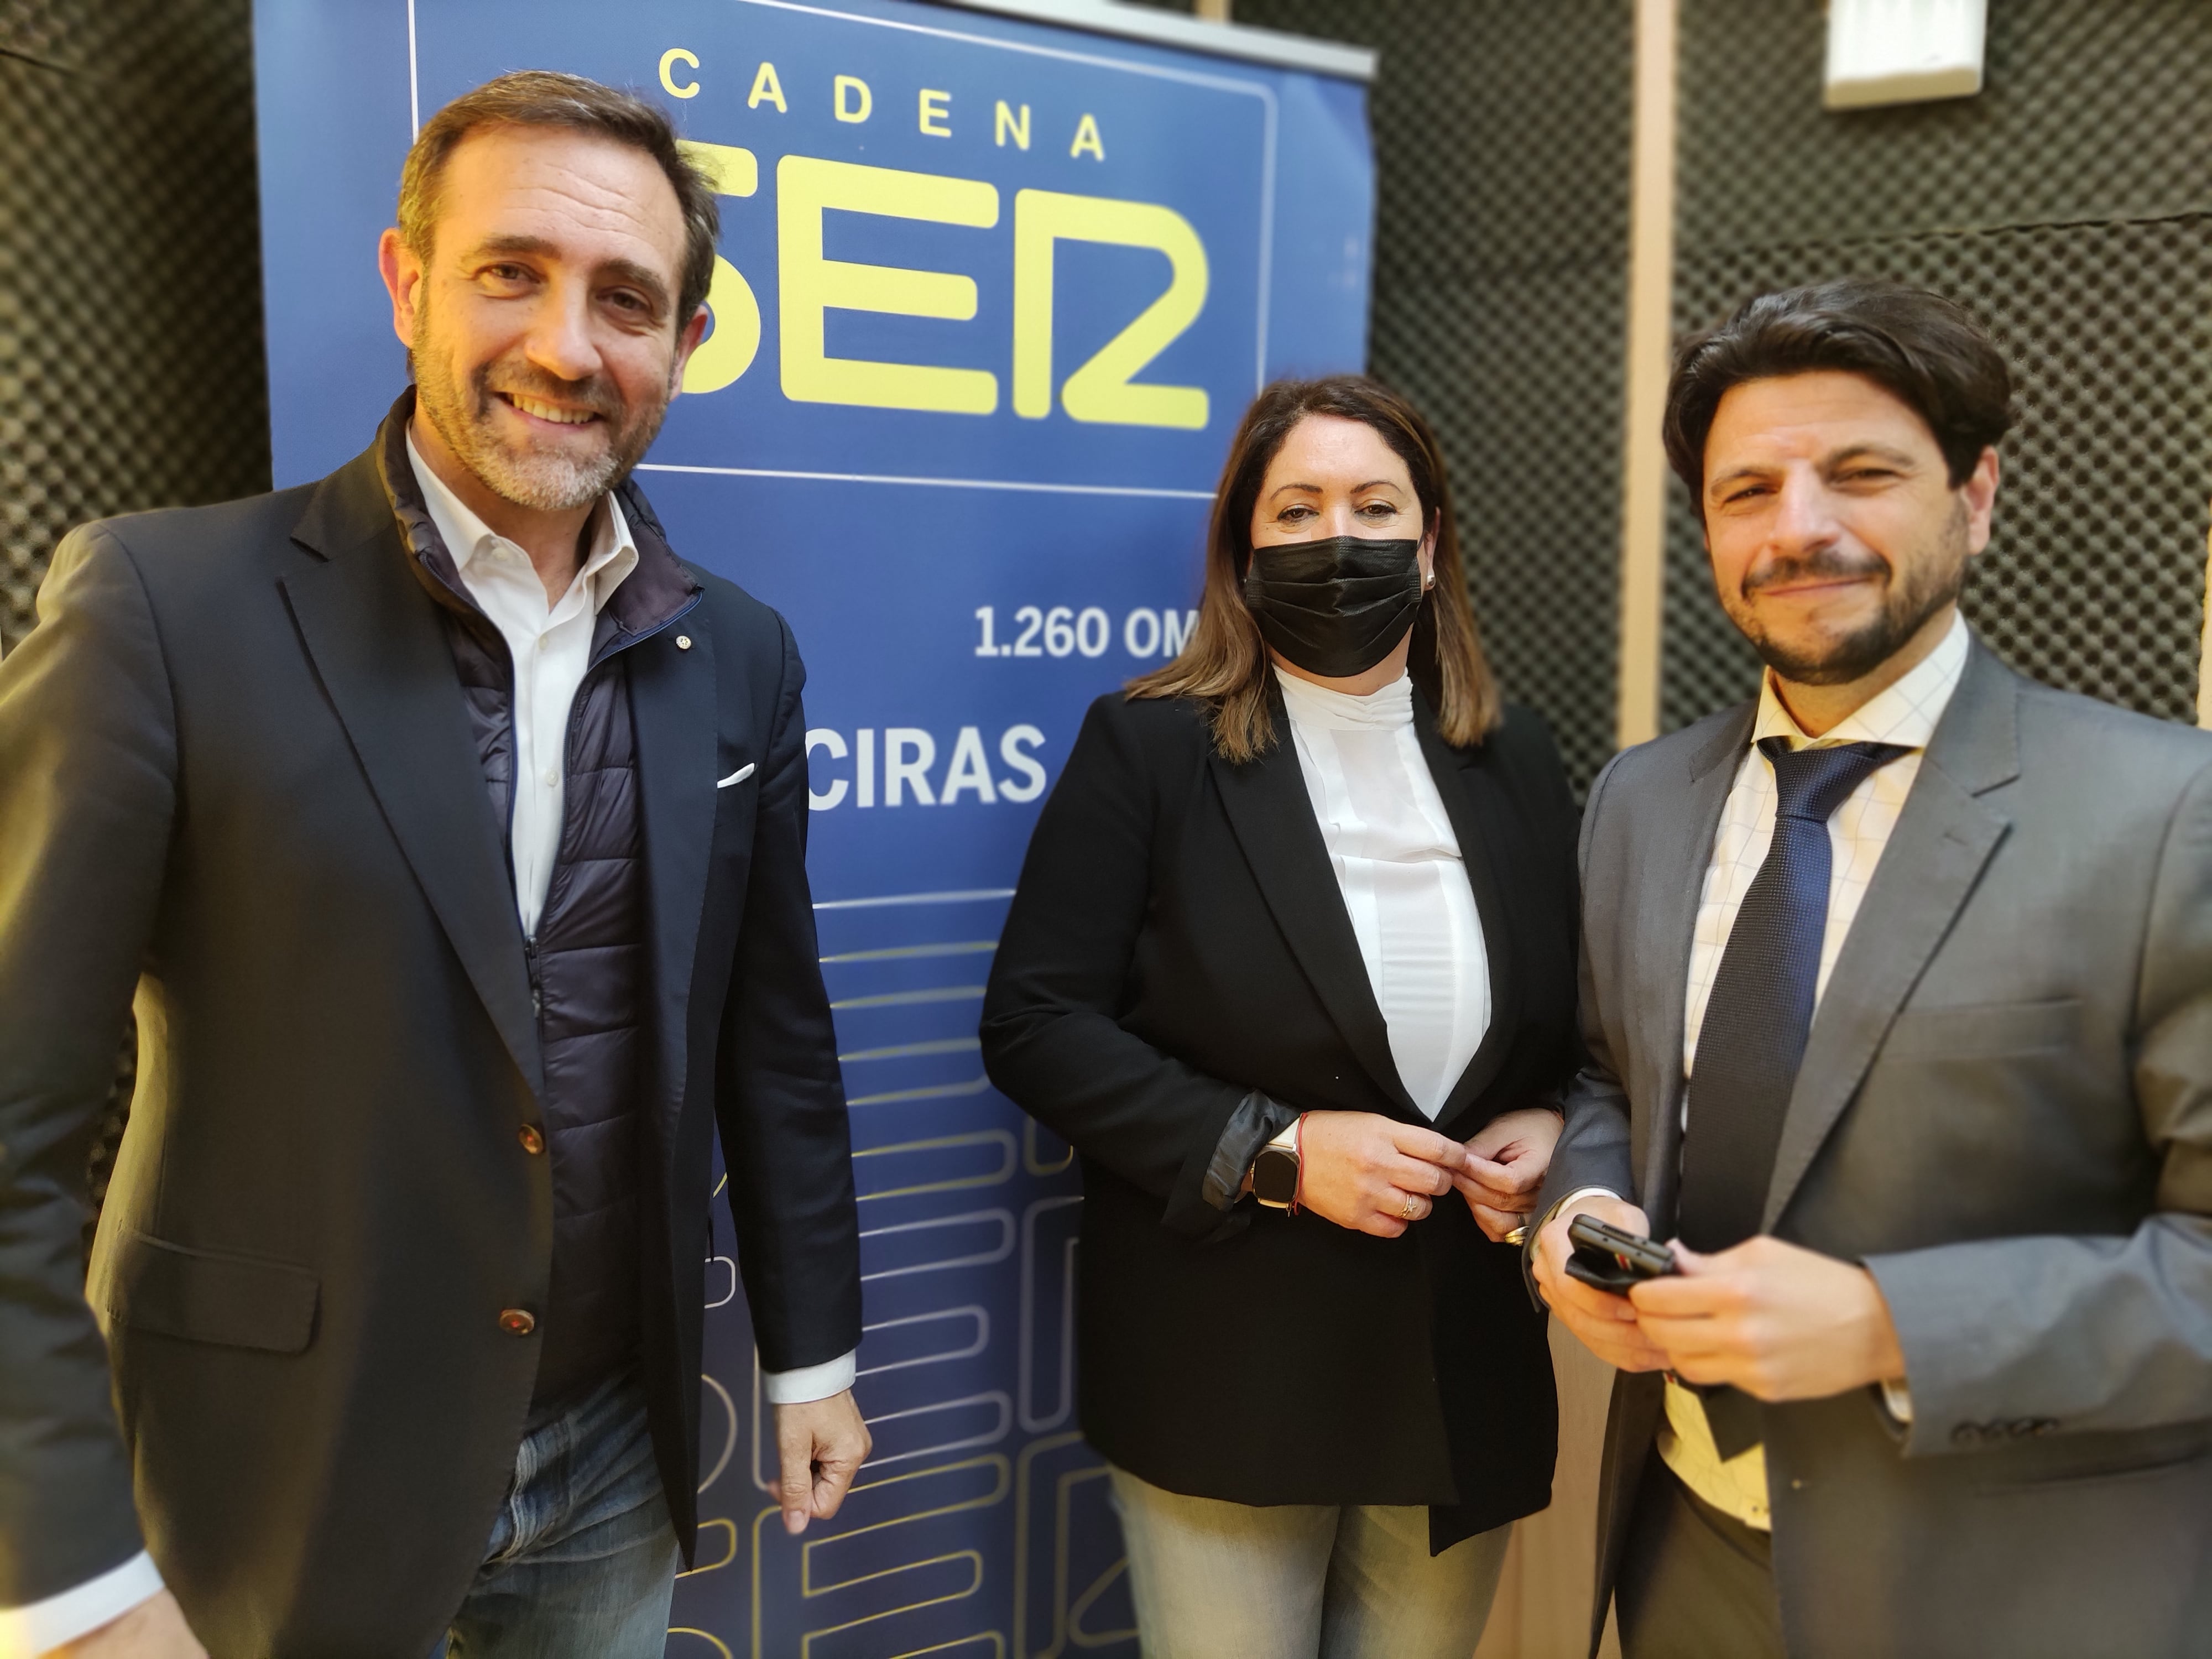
[{"xmin": 1275, "ymin": 667, "xmax": 1491, "ymax": 1118}]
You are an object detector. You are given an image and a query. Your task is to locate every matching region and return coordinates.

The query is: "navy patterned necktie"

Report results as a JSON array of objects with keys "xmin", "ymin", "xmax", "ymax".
[{"xmin": 1677, "ymin": 737, "xmax": 1910, "ymax": 1255}]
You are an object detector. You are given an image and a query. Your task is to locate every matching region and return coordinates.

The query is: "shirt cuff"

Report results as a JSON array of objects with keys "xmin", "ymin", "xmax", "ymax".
[
  {"xmin": 1199, "ymin": 1091, "xmax": 1299, "ymax": 1213},
  {"xmin": 761, "ymin": 1350, "xmax": 857, "ymax": 1405},
  {"xmin": 1880, "ymin": 1377, "xmax": 1914, "ymax": 1424},
  {"xmin": 0, "ymin": 1550, "xmax": 165, "ymax": 1654},
  {"xmin": 1545, "ymin": 1186, "xmax": 1625, "ymax": 1229}
]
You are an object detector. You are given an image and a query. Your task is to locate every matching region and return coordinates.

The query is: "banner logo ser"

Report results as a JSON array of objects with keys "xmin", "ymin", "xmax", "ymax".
[{"xmin": 660, "ymin": 51, "xmax": 1217, "ymax": 431}]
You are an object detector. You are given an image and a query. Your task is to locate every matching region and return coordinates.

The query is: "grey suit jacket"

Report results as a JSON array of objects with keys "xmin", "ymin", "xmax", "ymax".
[{"xmin": 1542, "ymin": 639, "xmax": 2212, "ymax": 1659}]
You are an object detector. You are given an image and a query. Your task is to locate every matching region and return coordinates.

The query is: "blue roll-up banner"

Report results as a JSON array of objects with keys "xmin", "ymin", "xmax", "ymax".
[{"xmin": 253, "ymin": 2, "xmax": 1373, "ymax": 1650}]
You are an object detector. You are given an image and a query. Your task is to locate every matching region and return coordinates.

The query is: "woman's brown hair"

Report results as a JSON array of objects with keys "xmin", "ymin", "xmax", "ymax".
[{"xmin": 1127, "ymin": 374, "xmax": 1503, "ymax": 761}]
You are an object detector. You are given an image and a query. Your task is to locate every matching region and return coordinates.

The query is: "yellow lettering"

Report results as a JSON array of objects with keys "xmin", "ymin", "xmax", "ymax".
[
  {"xmin": 1070, "ymin": 113, "xmax": 1104, "ymax": 161},
  {"xmin": 833, "ymin": 74, "xmax": 872, "ymax": 123},
  {"xmin": 684, "ymin": 258, "xmax": 762, "ymax": 393},
  {"xmin": 919, "ymin": 88, "xmax": 952, "ymax": 137},
  {"xmin": 777, "ymin": 156, "xmax": 1000, "ymax": 415},
  {"xmin": 659, "ymin": 48, "xmax": 700, "ymax": 99},
  {"xmin": 747, "ymin": 60, "xmax": 786, "ymax": 113},
  {"xmin": 1013, "ymin": 189, "xmax": 1209, "ymax": 429},
  {"xmin": 994, "ymin": 101, "xmax": 1030, "ymax": 150},
  {"xmin": 674, "ymin": 143, "xmax": 761, "ymax": 393},
  {"xmin": 676, "ymin": 140, "xmax": 757, "ymax": 197}
]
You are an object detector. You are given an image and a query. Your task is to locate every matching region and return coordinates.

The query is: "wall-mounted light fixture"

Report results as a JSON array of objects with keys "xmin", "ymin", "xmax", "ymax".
[{"xmin": 1825, "ymin": 0, "xmax": 1988, "ymax": 110}]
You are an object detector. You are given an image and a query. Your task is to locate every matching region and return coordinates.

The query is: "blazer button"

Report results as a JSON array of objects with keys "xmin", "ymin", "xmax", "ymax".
[
  {"xmin": 675, "ymin": 634, "xmax": 693, "ymax": 650},
  {"xmin": 499, "ymin": 1308, "xmax": 536, "ymax": 1337},
  {"xmin": 518, "ymin": 1125, "xmax": 545, "ymax": 1155}
]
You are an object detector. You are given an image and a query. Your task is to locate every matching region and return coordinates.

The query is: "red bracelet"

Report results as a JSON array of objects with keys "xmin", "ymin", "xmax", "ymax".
[{"xmin": 1289, "ymin": 1112, "xmax": 1309, "ymax": 1217}]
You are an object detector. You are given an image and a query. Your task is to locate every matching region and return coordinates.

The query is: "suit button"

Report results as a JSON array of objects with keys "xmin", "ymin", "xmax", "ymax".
[
  {"xmin": 499, "ymin": 1308, "xmax": 536, "ymax": 1337},
  {"xmin": 518, "ymin": 1125, "xmax": 545, "ymax": 1155},
  {"xmin": 675, "ymin": 634, "xmax": 693, "ymax": 650}
]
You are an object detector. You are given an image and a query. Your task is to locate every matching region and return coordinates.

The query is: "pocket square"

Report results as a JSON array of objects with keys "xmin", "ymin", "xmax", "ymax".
[{"xmin": 717, "ymin": 763, "xmax": 755, "ymax": 789}]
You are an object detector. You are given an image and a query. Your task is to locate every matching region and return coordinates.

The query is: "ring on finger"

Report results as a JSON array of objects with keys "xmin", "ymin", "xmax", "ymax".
[{"xmin": 1400, "ymin": 1191, "xmax": 1420, "ymax": 1221}]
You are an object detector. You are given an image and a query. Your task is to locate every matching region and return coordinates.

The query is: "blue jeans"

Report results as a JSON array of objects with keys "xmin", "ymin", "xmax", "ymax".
[
  {"xmin": 437, "ymin": 1370, "xmax": 682, "ymax": 1659},
  {"xmin": 1108, "ymin": 1465, "xmax": 1512, "ymax": 1659}
]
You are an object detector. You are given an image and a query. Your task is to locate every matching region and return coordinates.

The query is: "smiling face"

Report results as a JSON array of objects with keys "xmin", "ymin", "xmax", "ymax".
[
  {"xmin": 381, "ymin": 123, "xmax": 705, "ymax": 513},
  {"xmin": 1250, "ymin": 413, "xmax": 1436, "ymax": 569},
  {"xmin": 1701, "ymin": 369, "xmax": 1998, "ymax": 687}
]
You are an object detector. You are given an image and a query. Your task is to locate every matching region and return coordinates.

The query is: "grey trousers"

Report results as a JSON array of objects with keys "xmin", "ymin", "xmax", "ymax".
[
  {"xmin": 1615, "ymin": 1455, "xmax": 1786, "ymax": 1659},
  {"xmin": 1108, "ymin": 1464, "xmax": 1512, "ymax": 1659}
]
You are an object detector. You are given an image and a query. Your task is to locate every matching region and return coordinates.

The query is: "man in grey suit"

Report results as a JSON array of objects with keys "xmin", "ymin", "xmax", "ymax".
[{"xmin": 1535, "ymin": 278, "xmax": 2212, "ymax": 1659}]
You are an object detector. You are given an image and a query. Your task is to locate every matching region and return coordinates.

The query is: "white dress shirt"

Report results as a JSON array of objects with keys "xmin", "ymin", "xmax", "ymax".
[
  {"xmin": 1276, "ymin": 667, "xmax": 1490, "ymax": 1117},
  {"xmin": 5, "ymin": 438, "xmax": 848, "ymax": 1650},
  {"xmin": 1657, "ymin": 612, "xmax": 1970, "ymax": 1528},
  {"xmin": 410, "ymin": 431, "xmax": 639, "ymax": 937}
]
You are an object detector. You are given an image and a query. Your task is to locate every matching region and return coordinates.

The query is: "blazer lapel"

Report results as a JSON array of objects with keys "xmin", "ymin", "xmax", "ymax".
[
  {"xmin": 1415, "ymin": 708, "xmax": 1522, "ymax": 1128},
  {"xmin": 1209, "ymin": 708, "xmax": 1417, "ymax": 1115},
  {"xmin": 621, "ymin": 585, "xmax": 713, "ymax": 1133},
  {"xmin": 279, "ymin": 450, "xmax": 542, "ymax": 1098},
  {"xmin": 1639, "ymin": 705, "xmax": 1754, "ymax": 1231},
  {"xmin": 1762, "ymin": 646, "xmax": 2019, "ymax": 1229}
]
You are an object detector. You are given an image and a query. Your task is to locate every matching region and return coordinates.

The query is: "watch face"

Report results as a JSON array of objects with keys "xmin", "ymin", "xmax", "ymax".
[{"xmin": 1253, "ymin": 1146, "xmax": 1299, "ymax": 1206}]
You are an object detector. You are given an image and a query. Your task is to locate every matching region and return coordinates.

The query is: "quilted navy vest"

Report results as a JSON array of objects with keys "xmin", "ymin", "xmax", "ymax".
[{"xmin": 378, "ymin": 403, "xmax": 699, "ymax": 1411}]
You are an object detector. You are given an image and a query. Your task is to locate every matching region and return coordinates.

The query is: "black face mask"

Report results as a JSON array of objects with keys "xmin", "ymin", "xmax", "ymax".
[{"xmin": 1243, "ymin": 536, "xmax": 1426, "ymax": 679}]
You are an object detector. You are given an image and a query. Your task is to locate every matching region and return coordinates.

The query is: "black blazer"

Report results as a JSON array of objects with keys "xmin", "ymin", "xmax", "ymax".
[
  {"xmin": 980, "ymin": 684, "xmax": 1581, "ymax": 1550},
  {"xmin": 0, "ymin": 435, "xmax": 860, "ymax": 1654}
]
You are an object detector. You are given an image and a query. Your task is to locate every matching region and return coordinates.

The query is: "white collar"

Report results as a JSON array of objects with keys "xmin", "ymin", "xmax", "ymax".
[
  {"xmin": 1753, "ymin": 610, "xmax": 1971, "ymax": 752},
  {"xmin": 1274, "ymin": 664, "xmax": 1415, "ymax": 730},
  {"xmin": 404, "ymin": 426, "xmax": 637, "ymax": 615}
]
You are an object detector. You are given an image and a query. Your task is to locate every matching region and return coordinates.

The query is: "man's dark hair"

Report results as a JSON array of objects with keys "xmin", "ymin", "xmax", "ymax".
[
  {"xmin": 1662, "ymin": 278, "xmax": 2014, "ymax": 501},
  {"xmin": 398, "ymin": 70, "xmax": 720, "ymax": 328}
]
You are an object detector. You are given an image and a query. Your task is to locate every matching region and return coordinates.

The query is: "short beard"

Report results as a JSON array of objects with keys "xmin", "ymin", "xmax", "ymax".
[
  {"xmin": 1726, "ymin": 505, "xmax": 1968, "ymax": 687},
  {"xmin": 411, "ymin": 295, "xmax": 672, "ymax": 513}
]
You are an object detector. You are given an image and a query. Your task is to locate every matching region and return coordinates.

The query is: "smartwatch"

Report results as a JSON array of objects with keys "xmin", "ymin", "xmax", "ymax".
[{"xmin": 1251, "ymin": 1121, "xmax": 1302, "ymax": 1209}]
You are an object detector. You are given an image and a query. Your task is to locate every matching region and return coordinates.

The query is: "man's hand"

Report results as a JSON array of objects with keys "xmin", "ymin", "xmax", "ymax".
[
  {"xmin": 1629, "ymin": 1235, "xmax": 1907, "ymax": 1401},
  {"xmin": 1453, "ymin": 1108, "xmax": 1563, "ymax": 1241},
  {"xmin": 1532, "ymin": 1193, "xmax": 1671, "ymax": 1373},
  {"xmin": 773, "ymin": 1389, "xmax": 872, "ymax": 1536},
  {"xmin": 1295, "ymin": 1112, "xmax": 1468, "ymax": 1238},
  {"xmin": 48, "ymin": 1590, "xmax": 206, "ymax": 1658}
]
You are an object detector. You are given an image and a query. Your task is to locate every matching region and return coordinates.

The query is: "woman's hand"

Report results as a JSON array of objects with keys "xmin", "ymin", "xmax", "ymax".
[
  {"xmin": 1293, "ymin": 1112, "xmax": 1468, "ymax": 1237},
  {"xmin": 1453, "ymin": 1107, "xmax": 1564, "ymax": 1241}
]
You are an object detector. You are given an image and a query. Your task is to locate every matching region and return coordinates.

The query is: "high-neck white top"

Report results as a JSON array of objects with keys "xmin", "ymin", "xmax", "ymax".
[{"xmin": 1275, "ymin": 667, "xmax": 1490, "ymax": 1117}]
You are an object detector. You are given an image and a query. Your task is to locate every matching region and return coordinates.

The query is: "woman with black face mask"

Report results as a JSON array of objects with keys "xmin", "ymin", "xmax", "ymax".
[{"xmin": 981, "ymin": 377, "xmax": 1582, "ymax": 1657}]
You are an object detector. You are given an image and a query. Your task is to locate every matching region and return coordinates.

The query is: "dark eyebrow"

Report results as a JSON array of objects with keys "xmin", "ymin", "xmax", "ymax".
[
  {"xmin": 1824, "ymin": 442, "xmax": 1918, "ymax": 470},
  {"xmin": 1706, "ymin": 462, "xmax": 1772, "ymax": 495},
  {"xmin": 466, "ymin": 234, "xmax": 672, "ymax": 314},
  {"xmin": 1266, "ymin": 478, "xmax": 1407, "ymax": 500}
]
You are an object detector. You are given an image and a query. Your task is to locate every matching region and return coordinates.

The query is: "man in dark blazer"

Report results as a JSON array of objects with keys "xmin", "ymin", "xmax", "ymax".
[
  {"xmin": 1535, "ymin": 279, "xmax": 2212, "ymax": 1659},
  {"xmin": 0, "ymin": 73, "xmax": 865, "ymax": 1656}
]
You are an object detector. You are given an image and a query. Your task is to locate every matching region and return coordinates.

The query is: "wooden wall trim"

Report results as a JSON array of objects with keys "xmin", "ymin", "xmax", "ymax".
[
  {"xmin": 2200, "ymin": 516, "xmax": 2211, "ymax": 728},
  {"xmin": 1615, "ymin": 0, "xmax": 1679, "ymax": 751}
]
